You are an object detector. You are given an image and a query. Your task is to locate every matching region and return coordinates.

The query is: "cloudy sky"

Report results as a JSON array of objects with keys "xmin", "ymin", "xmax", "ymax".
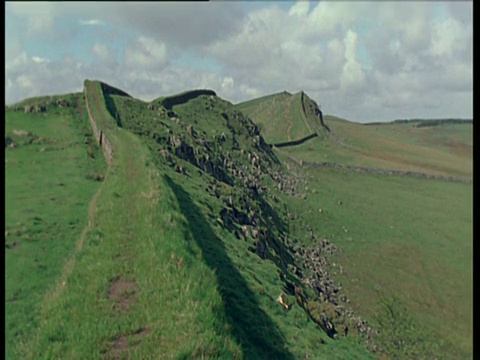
[{"xmin": 5, "ymin": 1, "xmax": 473, "ymax": 123}]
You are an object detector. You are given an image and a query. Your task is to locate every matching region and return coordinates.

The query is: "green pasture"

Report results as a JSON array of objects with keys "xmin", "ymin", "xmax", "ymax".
[
  {"xmin": 282, "ymin": 116, "xmax": 472, "ymax": 180},
  {"xmin": 5, "ymin": 100, "xmax": 106, "ymax": 359},
  {"xmin": 277, "ymin": 156, "xmax": 472, "ymax": 359},
  {"xmin": 6, "ymin": 82, "xmax": 472, "ymax": 359}
]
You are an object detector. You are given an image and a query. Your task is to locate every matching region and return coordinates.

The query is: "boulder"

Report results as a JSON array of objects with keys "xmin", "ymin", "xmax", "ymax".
[
  {"xmin": 34, "ymin": 104, "xmax": 46, "ymax": 113},
  {"xmin": 186, "ymin": 125, "xmax": 197, "ymax": 138},
  {"xmin": 56, "ymin": 99, "xmax": 70, "ymax": 108}
]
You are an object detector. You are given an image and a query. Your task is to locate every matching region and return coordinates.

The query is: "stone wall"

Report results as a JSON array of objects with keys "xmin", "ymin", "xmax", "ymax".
[
  {"xmin": 271, "ymin": 133, "xmax": 318, "ymax": 148},
  {"xmin": 84, "ymin": 84, "xmax": 113, "ymax": 167},
  {"xmin": 303, "ymin": 161, "xmax": 471, "ymax": 183},
  {"xmin": 160, "ymin": 89, "xmax": 216, "ymax": 110}
]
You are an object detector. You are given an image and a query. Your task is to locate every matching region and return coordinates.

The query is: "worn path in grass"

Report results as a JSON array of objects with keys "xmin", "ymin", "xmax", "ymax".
[
  {"xmin": 5, "ymin": 104, "xmax": 106, "ymax": 359},
  {"xmin": 22, "ymin": 87, "xmax": 246, "ymax": 357},
  {"xmin": 21, "ymin": 113, "xmax": 157, "ymax": 353},
  {"xmin": 42, "ymin": 180, "xmax": 105, "ymax": 308}
]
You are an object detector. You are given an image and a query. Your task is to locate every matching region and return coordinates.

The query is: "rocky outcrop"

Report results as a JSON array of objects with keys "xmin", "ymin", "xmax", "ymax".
[
  {"xmin": 56, "ymin": 99, "xmax": 70, "ymax": 108},
  {"xmin": 24, "ymin": 104, "xmax": 46, "ymax": 113}
]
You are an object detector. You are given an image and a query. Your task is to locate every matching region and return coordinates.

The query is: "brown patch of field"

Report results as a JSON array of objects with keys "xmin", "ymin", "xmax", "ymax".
[
  {"xmin": 103, "ymin": 328, "xmax": 149, "ymax": 359},
  {"xmin": 446, "ymin": 141, "xmax": 472, "ymax": 157},
  {"xmin": 107, "ymin": 276, "xmax": 138, "ymax": 313}
]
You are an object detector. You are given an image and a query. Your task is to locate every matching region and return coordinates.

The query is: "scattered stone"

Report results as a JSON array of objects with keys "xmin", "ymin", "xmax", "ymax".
[{"xmin": 276, "ymin": 292, "xmax": 291, "ymax": 310}]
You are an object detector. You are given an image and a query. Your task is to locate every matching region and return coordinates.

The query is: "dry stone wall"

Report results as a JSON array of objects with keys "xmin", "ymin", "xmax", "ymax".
[{"xmin": 84, "ymin": 84, "xmax": 113, "ymax": 167}]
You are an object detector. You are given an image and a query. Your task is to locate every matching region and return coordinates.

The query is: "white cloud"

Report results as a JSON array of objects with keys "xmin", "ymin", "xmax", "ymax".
[
  {"xmin": 429, "ymin": 17, "xmax": 466, "ymax": 58},
  {"xmin": 31, "ymin": 56, "xmax": 49, "ymax": 64},
  {"xmin": 80, "ymin": 19, "xmax": 104, "ymax": 26},
  {"xmin": 91, "ymin": 44, "xmax": 112, "ymax": 62},
  {"xmin": 124, "ymin": 36, "xmax": 168, "ymax": 69},
  {"xmin": 4, "ymin": 2, "xmax": 473, "ymax": 122},
  {"xmin": 288, "ymin": 1, "xmax": 310, "ymax": 17},
  {"xmin": 17, "ymin": 74, "xmax": 34, "ymax": 90},
  {"xmin": 26, "ymin": 15, "xmax": 54, "ymax": 35},
  {"xmin": 221, "ymin": 77, "xmax": 234, "ymax": 91}
]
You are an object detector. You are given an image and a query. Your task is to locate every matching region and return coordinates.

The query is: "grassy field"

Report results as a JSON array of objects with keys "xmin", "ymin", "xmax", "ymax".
[
  {"xmin": 283, "ymin": 116, "xmax": 472, "ymax": 180},
  {"xmin": 10, "ymin": 82, "xmax": 374, "ymax": 358},
  {"xmin": 20, "ymin": 127, "xmax": 241, "ymax": 358},
  {"xmin": 237, "ymin": 92, "xmax": 314, "ymax": 144},
  {"xmin": 5, "ymin": 96, "xmax": 106, "ymax": 359},
  {"xmin": 275, "ymin": 152, "xmax": 472, "ymax": 359},
  {"xmin": 6, "ymin": 82, "xmax": 472, "ymax": 359}
]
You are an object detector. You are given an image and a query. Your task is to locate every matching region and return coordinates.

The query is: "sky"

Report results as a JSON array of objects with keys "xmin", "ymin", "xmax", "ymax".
[{"xmin": 5, "ymin": 1, "xmax": 473, "ymax": 123}]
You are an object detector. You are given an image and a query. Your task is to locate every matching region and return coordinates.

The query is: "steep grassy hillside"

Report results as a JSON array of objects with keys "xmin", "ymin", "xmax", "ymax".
[
  {"xmin": 106, "ymin": 85, "xmax": 375, "ymax": 358},
  {"xmin": 236, "ymin": 91, "xmax": 329, "ymax": 144},
  {"xmin": 7, "ymin": 82, "xmax": 374, "ymax": 359},
  {"xmin": 238, "ymin": 91, "xmax": 471, "ymax": 180},
  {"xmin": 237, "ymin": 91, "xmax": 472, "ymax": 358}
]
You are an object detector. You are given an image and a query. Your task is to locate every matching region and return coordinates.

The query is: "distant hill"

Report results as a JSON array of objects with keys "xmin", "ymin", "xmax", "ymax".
[
  {"xmin": 236, "ymin": 91, "xmax": 330, "ymax": 145},
  {"xmin": 366, "ymin": 118, "xmax": 473, "ymax": 127}
]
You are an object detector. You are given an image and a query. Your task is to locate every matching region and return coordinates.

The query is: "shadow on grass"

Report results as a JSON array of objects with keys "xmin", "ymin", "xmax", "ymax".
[{"xmin": 164, "ymin": 174, "xmax": 294, "ymax": 359}]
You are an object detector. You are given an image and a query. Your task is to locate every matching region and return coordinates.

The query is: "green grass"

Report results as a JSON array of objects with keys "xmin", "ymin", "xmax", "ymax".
[
  {"xmin": 161, "ymin": 165, "xmax": 373, "ymax": 359},
  {"xmin": 16, "ymin": 117, "xmax": 370, "ymax": 359},
  {"xmin": 276, "ymin": 156, "xmax": 472, "ymax": 359},
  {"xmin": 108, "ymin": 85, "xmax": 374, "ymax": 358},
  {"xmin": 7, "ymin": 81, "xmax": 472, "ymax": 359},
  {"xmin": 237, "ymin": 91, "xmax": 311, "ymax": 144},
  {"xmin": 20, "ymin": 128, "xmax": 240, "ymax": 358},
  {"xmin": 5, "ymin": 97, "xmax": 106, "ymax": 359},
  {"xmin": 281, "ymin": 115, "xmax": 472, "ymax": 180}
]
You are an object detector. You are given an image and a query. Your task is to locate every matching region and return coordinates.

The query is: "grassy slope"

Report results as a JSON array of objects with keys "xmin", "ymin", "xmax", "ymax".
[
  {"xmin": 14, "ymin": 82, "xmax": 372, "ymax": 359},
  {"xmin": 5, "ymin": 96, "xmax": 106, "ymax": 359},
  {"xmin": 237, "ymin": 92, "xmax": 314, "ymax": 144},
  {"xmin": 284, "ymin": 116, "xmax": 472, "ymax": 180},
  {"xmin": 22, "ymin": 128, "xmax": 245, "ymax": 358},
  {"xmin": 278, "ymin": 161, "xmax": 472, "ymax": 358},
  {"xmin": 18, "ymin": 83, "xmax": 243, "ymax": 358},
  {"xmin": 7, "ymin": 82, "xmax": 472, "ymax": 359},
  {"xmin": 241, "ymin": 92, "xmax": 472, "ymax": 357},
  {"xmin": 109, "ymin": 89, "xmax": 374, "ymax": 359}
]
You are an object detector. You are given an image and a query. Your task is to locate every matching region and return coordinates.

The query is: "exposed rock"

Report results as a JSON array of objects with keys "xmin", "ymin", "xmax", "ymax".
[
  {"xmin": 56, "ymin": 99, "xmax": 70, "ymax": 108},
  {"xmin": 186, "ymin": 125, "xmax": 197, "ymax": 138},
  {"xmin": 34, "ymin": 104, "xmax": 46, "ymax": 113},
  {"xmin": 5, "ymin": 136, "xmax": 13, "ymax": 148},
  {"xmin": 276, "ymin": 292, "xmax": 292, "ymax": 310}
]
